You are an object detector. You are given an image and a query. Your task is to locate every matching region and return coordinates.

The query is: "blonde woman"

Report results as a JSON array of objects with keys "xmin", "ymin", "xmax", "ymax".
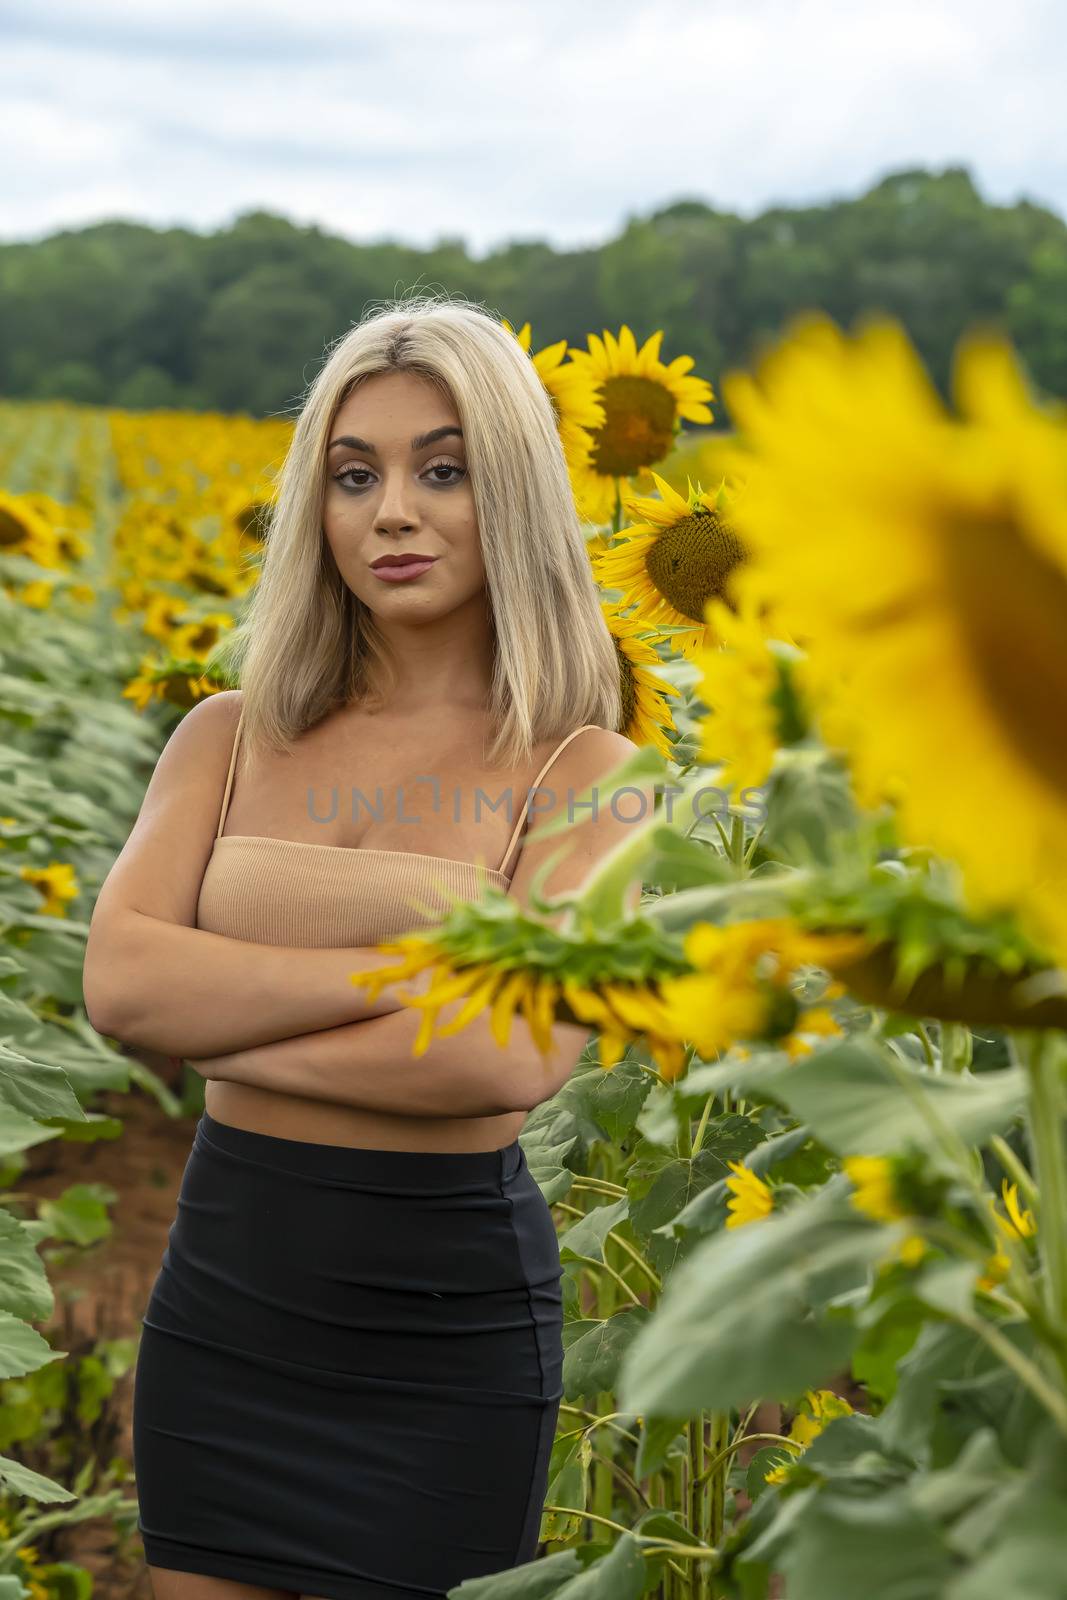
[{"xmin": 84, "ymin": 295, "xmax": 649, "ymax": 1600}]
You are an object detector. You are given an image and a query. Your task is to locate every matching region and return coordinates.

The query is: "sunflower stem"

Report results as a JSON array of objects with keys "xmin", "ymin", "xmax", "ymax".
[
  {"xmin": 728, "ymin": 810, "xmax": 746, "ymax": 871},
  {"xmin": 708, "ymin": 1411, "xmax": 731, "ymax": 1597},
  {"xmin": 691, "ymin": 1093, "xmax": 716, "ymax": 1156},
  {"xmin": 1018, "ymin": 1029, "xmax": 1067, "ymax": 1363},
  {"xmin": 989, "ymin": 1133, "xmax": 1039, "ymax": 1210},
  {"xmin": 694, "ymin": 1420, "xmax": 700, "ymax": 1593},
  {"xmin": 915, "ymin": 1022, "xmax": 937, "ymax": 1068},
  {"xmin": 693, "ymin": 1413, "xmax": 707, "ymax": 1600},
  {"xmin": 940, "ymin": 1020, "xmax": 973, "ymax": 1073}
]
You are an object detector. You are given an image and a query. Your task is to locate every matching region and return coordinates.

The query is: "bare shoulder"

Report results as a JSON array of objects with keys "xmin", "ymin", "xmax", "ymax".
[
  {"xmin": 86, "ymin": 689, "xmax": 244, "ymax": 933},
  {"xmin": 179, "ymin": 686, "xmax": 244, "ymax": 741},
  {"xmin": 560, "ymin": 725, "xmax": 641, "ymax": 768},
  {"xmin": 508, "ymin": 725, "xmax": 653, "ymax": 920},
  {"xmin": 546, "ymin": 725, "xmax": 649, "ymax": 803}
]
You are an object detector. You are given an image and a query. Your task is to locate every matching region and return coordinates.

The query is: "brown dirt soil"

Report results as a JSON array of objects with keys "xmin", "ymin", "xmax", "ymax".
[{"xmin": 21, "ymin": 1072, "xmax": 199, "ymax": 1600}]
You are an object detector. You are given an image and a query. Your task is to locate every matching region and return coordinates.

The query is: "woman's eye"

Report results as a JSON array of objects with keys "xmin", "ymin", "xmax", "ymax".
[
  {"xmin": 332, "ymin": 462, "xmax": 466, "ymax": 490},
  {"xmin": 333, "ymin": 466, "xmax": 373, "ymax": 489}
]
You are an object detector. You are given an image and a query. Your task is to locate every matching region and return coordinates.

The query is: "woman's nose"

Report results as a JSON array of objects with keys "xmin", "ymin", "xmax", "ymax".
[{"xmin": 374, "ymin": 470, "xmax": 418, "ymax": 526}]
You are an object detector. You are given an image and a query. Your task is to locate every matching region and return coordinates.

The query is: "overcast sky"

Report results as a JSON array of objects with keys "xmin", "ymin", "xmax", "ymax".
[{"xmin": 3, "ymin": 0, "xmax": 1064, "ymax": 254}]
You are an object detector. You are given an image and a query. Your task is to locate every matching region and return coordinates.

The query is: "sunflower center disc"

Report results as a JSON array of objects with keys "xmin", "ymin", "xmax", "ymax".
[
  {"xmin": 593, "ymin": 377, "xmax": 677, "ymax": 476},
  {"xmin": 644, "ymin": 509, "xmax": 747, "ymax": 622},
  {"xmin": 235, "ymin": 501, "xmax": 271, "ymax": 539},
  {"xmin": 946, "ymin": 506, "xmax": 1067, "ymax": 798},
  {"xmin": 0, "ymin": 509, "xmax": 28, "ymax": 547},
  {"xmin": 616, "ymin": 640, "xmax": 638, "ymax": 728}
]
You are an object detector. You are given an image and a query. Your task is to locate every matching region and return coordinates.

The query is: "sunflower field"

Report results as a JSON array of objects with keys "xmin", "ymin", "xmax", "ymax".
[{"xmin": 3, "ymin": 310, "xmax": 1067, "ymax": 1600}]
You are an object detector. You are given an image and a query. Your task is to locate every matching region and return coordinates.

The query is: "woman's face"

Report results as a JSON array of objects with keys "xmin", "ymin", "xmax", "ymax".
[{"xmin": 322, "ymin": 369, "xmax": 485, "ymax": 624}]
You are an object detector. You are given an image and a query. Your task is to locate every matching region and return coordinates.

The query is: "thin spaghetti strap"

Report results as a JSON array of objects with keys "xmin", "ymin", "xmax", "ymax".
[
  {"xmin": 215, "ymin": 701, "xmax": 245, "ymax": 840},
  {"xmin": 496, "ymin": 724, "xmax": 602, "ymax": 879}
]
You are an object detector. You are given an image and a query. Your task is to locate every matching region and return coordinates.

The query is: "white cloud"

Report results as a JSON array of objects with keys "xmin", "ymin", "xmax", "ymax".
[{"xmin": 2, "ymin": 0, "xmax": 1064, "ymax": 251}]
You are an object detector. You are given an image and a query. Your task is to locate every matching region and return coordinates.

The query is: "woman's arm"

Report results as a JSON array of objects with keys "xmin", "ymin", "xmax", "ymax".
[
  {"xmin": 191, "ymin": 999, "xmax": 595, "ymax": 1118},
  {"xmin": 187, "ymin": 728, "xmax": 653, "ymax": 1117},
  {"xmin": 83, "ymin": 691, "xmax": 422, "ymax": 1056},
  {"xmin": 89, "ymin": 921, "xmax": 427, "ymax": 1058}
]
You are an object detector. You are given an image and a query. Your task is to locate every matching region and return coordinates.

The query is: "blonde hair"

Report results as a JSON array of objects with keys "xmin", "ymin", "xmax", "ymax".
[{"xmin": 225, "ymin": 291, "xmax": 621, "ymax": 776}]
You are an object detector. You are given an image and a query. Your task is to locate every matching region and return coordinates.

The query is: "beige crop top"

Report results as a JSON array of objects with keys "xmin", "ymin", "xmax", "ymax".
[{"xmin": 195, "ymin": 706, "xmax": 602, "ymax": 948}]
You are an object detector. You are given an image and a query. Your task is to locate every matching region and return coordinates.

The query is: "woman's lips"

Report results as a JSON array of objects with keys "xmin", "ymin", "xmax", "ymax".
[{"xmin": 372, "ymin": 559, "xmax": 438, "ymax": 582}]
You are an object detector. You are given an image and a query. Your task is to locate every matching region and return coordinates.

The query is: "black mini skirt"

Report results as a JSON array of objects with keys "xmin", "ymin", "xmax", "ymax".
[{"xmin": 132, "ymin": 1109, "xmax": 564, "ymax": 1599}]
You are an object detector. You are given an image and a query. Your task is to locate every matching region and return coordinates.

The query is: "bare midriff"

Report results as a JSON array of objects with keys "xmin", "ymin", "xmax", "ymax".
[{"xmin": 204, "ymin": 1081, "xmax": 529, "ymax": 1154}]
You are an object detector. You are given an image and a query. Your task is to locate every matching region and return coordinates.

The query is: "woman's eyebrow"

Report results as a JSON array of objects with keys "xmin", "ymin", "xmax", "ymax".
[{"xmin": 327, "ymin": 426, "xmax": 464, "ymax": 454}]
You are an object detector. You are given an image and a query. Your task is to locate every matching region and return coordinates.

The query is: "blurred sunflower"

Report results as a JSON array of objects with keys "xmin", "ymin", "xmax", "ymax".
[
  {"xmin": 593, "ymin": 472, "xmax": 746, "ymax": 658},
  {"xmin": 20, "ymin": 861, "xmax": 79, "ymax": 916},
  {"xmin": 692, "ymin": 580, "xmax": 789, "ymax": 793},
  {"xmin": 720, "ymin": 314, "xmax": 1067, "ymax": 967},
  {"xmin": 123, "ymin": 657, "xmax": 223, "ymax": 711},
  {"xmin": 659, "ymin": 916, "xmax": 866, "ymax": 1062},
  {"xmin": 225, "ymin": 483, "xmax": 277, "ymax": 536},
  {"xmin": 725, "ymin": 1162, "xmax": 774, "ymax": 1228},
  {"xmin": 170, "ymin": 610, "xmax": 236, "ymax": 660},
  {"xmin": 141, "ymin": 593, "xmax": 191, "ymax": 643},
  {"xmin": 502, "ymin": 320, "xmax": 606, "ymax": 506},
  {"xmin": 0, "ymin": 489, "xmax": 63, "ymax": 569},
  {"xmin": 566, "ymin": 327, "xmax": 715, "ymax": 525},
  {"xmin": 601, "ymin": 600, "xmax": 680, "ymax": 757},
  {"xmin": 17, "ymin": 579, "xmax": 55, "ymax": 608},
  {"xmin": 350, "ymin": 916, "xmax": 864, "ymax": 1087},
  {"xmin": 843, "ymin": 1154, "xmax": 927, "ymax": 1266},
  {"xmin": 764, "ymin": 1390, "xmax": 854, "ymax": 1484}
]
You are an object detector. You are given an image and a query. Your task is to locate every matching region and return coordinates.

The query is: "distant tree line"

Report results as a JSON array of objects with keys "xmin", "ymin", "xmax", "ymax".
[{"xmin": 2, "ymin": 164, "xmax": 1065, "ymax": 420}]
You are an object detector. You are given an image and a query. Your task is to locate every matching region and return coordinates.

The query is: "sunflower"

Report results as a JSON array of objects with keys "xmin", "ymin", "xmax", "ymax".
[
  {"xmin": 725, "ymin": 1162, "xmax": 774, "ymax": 1228},
  {"xmin": 996, "ymin": 1178, "xmax": 1037, "ymax": 1240},
  {"xmin": 350, "ymin": 917, "xmax": 863, "ymax": 1086},
  {"xmin": 600, "ymin": 600, "xmax": 680, "ymax": 757},
  {"xmin": 764, "ymin": 1390, "xmax": 854, "ymax": 1483},
  {"xmin": 17, "ymin": 579, "xmax": 55, "ymax": 608},
  {"xmin": 349, "ymin": 933, "xmax": 689, "ymax": 1078},
  {"xmin": 349, "ymin": 934, "xmax": 561, "ymax": 1058},
  {"xmin": 692, "ymin": 583, "xmax": 785, "ymax": 793},
  {"xmin": 0, "ymin": 489, "xmax": 63, "ymax": 568},
  {"xmin": 122, "ymin": 657, "xmax": 223, "ymax": 711},
  {"xmin": 217, "ymin": 480, "xmax": 278, "ymax": 547},
  {"xmin": 719, "ymin": 314, "xmax": 1067, "ymax": 968},
  {"xmin": 20, "ymin": 861, "xmax": 79, "ymax": 916},
  {"xmin": 843, "ymin": 1154, "xmax": 904, "ymax": 1224},
  {"xmin": 564, "ymin": 976, "xmax": 687, "ymax": 1076},
  {"xmin": 593, "ymin": 472, "xmax": 746, "ymax": 658},
  {"xmin": 781, "ymin": 1003, "xmax": 844, "ymax": 1059},
  {"xmin": 566, "ymin": 327, "xmax": 715, "ymax": 526},
  {"xmin": 658, "ymin": 962, "xmax": 779, "ymax": 1060},
  {"xmin": 141, "ymin": 593, "xmax": 191, "ymax": 643},
  {"xmin": 14, "ymin": 491, "xmax": 92, "ymax": 564},
  {"xmin": 659, "ymin": 917, "xmax": 868, "ymax": 1062},
  {"xmin": 843, "ymin": 1154, "xmax": 927, "ymax": 1265},
  {"xmin": 502, "ymin": 320, "xmax": 606, "ymax": 516},
  {"xmin": 170, "ymin": 611, "xmax": 236, "ymax": 660}
]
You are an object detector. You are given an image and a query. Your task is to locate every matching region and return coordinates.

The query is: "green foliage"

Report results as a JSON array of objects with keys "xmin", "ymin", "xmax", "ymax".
[
  {"xmin": 4, "ymin": 167, "xmax": 1066, "ymax": 416},
  {"xmin": 619, "ymin": 1186, "xmax": 894, "ymax": 1413}
]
